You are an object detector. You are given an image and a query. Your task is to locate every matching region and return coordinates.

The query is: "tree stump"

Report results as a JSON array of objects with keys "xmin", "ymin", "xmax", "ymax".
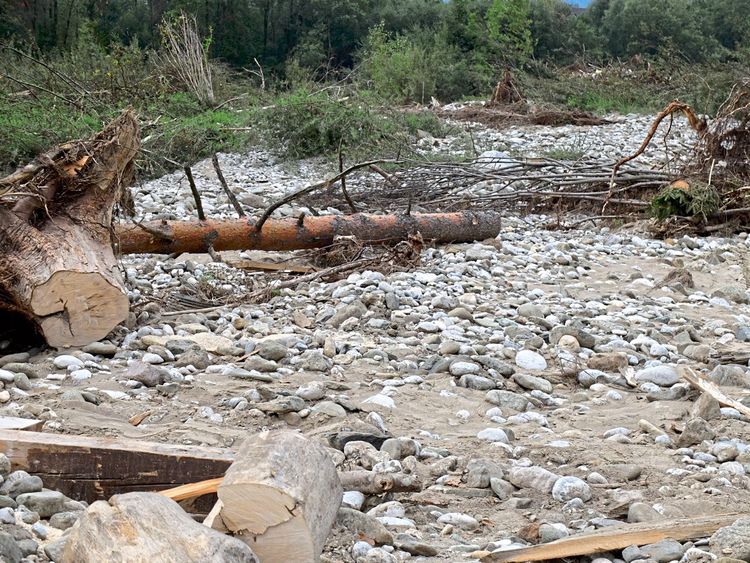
[
  {"xmin": 0, "ymin": 111, "xmax": 138, "ymax": 348},
  {"xmin": 217, "ymin": 431, "xmax": 343, "ymax": 562}
]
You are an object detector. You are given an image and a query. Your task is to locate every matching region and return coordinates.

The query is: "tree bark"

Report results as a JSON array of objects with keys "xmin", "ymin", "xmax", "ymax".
[
  {"xmin": 217, "ymin": 431, "xmax": 342, "ymax": 563},
  {"xmin": 116, "ymin": 211, "xmax": 503, "ymax": 255},
  {"xmin": 0, "ymin": 111, "xmax": 139, "ymax": 348}
]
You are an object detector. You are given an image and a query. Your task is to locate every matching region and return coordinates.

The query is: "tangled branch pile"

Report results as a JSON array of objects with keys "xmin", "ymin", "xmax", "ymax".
[
  {"xmin": 306, "ymin": 156, "xmax": 671, "ymax": 219},
  {"xmin": 306, "ymin": 81, "xmax": 750, "ymax": 236}
]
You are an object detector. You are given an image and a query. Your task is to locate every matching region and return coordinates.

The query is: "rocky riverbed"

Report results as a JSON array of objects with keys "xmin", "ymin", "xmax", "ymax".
[{"xmin": 1, "ymin": 112, "xmax": 750, "ymax": 562}]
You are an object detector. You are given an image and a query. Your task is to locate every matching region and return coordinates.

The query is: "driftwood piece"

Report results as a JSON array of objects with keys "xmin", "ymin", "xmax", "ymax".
[
  {"xmin": 0, "ymin": 111, "xmax": 139, "ymax": 348},
  {"xmin": 218, "ymin": 431, "xmax": 342, "ymax": 563},
  {"xmin": 159, "ymin": 477, "xmax": 224, "ymax": 502},
  {"xmin": 63, "ymin": 492, "xmax": 258, "ymax": 563},
  {"xmin": 0, "ymin": 429, "xmax": 233, "ymax": 502},
  {"xmin": 679, "ymin": 366, "xmax": 750, "ymax": 418},
  {"xmin": 480, "ymin": 513, "xmax": 743, "ymax": 562},
  {"xmin": 338, "ymin": 471, "xmax": 422, "ymax": 495},
  {"xmin": 224, "ymin": 258, "xmax": 314, "ymax": 273},
  {"xmin": 115, "ymin": 211, "xmax": 503, "ymax": 254},
  {"xmin": 212, "ymin": 153, "xmax": 246, "ymax": 217}
]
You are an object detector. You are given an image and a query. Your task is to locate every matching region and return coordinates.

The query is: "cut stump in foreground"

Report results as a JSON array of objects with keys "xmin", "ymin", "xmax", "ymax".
[
  {"xmin": 0, "ymin": 111, "xmax": 139, "ymax": 348},
  {"xmin": 217, "ymin": 430, "xmax": 343, "ymax": 563}
]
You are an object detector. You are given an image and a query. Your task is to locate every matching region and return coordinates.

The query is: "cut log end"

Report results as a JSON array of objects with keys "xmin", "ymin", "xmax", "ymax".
[
  {"xmin": 219, "ymin": 483, "xmax": 298, "ymax": 534},
  {"xmin": 240, "ymin": 515, "xmax": 316, "ymax": 562},
  {"xmin": 217, "ymin": 431, "xmax": 342, "ymax": 562},
  {"xmin": 31, "ymin": 271, "xmax": 128, "ymax": 348},
  {"xmin": 0, "ymin": 111, "xmax": 139, "ymax": 350}
]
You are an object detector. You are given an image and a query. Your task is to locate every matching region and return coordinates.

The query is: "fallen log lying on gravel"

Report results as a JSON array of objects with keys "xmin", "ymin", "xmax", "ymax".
[
  {"xmin": 0, "ymin": 111, "xmax": 139, "ymax": 348},
  {"xmin": 116, "ymin": 211, "xmax": 503, "ymax": 254},
  {"xmin": 63, "ymin": 492, "xmax": 258, "ymax": 563},
  {"xmin": 0, "ymin": 112, "xmax": 502, "ymax": 348}
]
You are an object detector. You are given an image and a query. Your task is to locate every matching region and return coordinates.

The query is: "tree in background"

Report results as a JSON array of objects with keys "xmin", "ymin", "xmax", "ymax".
[
  {"xmin": 590, "ymin": 0, "xmax": 721, "ymax": 62},
  {"xmin": 530, "ymin": 0, "xmax": 600, "ymax": 63},
  {"xmin": 486, "ymin": 0, "xmax": 533, "ymax": 66}
]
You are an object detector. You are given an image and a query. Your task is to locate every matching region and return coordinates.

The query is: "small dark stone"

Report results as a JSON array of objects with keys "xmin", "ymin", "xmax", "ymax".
[
  {"xmin": 0, "ymin": 497, "xmax": 16, "ymax": 509},
  {"xmin": 49, "ymin": 511, "xmax": 81, "ymax": 530},
  {"xmin": 0, "ymin": 354, "xmax": 30, "ymax": 368},
  {"xmin": 80, "ymin": 391, "xmax": 100, "ymax": 404},
  {"xmin": 464, "ymin": 459, "xmax": 504, "ymax": 488},
  {"xmin": 175, "ymin": 348, "xmax": 210, "ymax": 369},
  {"xmin": 395, "ymin": 534, "xmax": 439, "ymax": 556},
  {"xmin": 164, "ymin": 339, "xmax": 195, "ymax": 355},
  {"xmin": 125, "ymin": 361, "xmax": 167, "ymax": 388},
  {"xmin": 12, "ymin": 374, "xmax": 31, "ymax": 391},
  {"xmin": 15, "ymin": 491, "xmax": 66, "ymax": 518},
  {"xmin": 677, "ymin": 418, "xmax": 716, "ymax": 447},
  {"xmin": 0, "ymin": 531, "xmax": 21, "ymax": 563},
  {"xmin": 16, "ymin": 538, "xmax": 38, "ymax": 557},
  {"xmin": 0, "ymin": 472, "xmax": 42, "ymax": 499},
  {"xmin": 328, "ymin": 431, "xmax": 390, "ymax": 451},
  {"xmin": 43, "ymin": 536, "xmax": 67, "ymax": 561},
  {"xmin": 335, "ymin": 508, "xmax": 392, "ymax": 546}
]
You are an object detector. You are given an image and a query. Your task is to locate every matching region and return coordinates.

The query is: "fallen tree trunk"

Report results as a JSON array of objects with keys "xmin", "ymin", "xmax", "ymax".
[
  {"xmin": 0, "ymin": 111, "xmax": 139, "ymax": 348},
  {"xmin": 217, "ymin": 431, "xmax": 342, "ymax": 563},
  {"xmin": 116, "ymin": 211, "xmax": 503, "ymax": 254}
]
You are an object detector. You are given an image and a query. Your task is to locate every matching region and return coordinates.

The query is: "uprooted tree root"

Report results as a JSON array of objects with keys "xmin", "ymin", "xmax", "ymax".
[
  {"xmin": 604, "ymin": 83, "xmax": 750, "ymax": 235},
  {"xmin": 488, "ymin": 68, "xmax": 525, "ymax": 107}
]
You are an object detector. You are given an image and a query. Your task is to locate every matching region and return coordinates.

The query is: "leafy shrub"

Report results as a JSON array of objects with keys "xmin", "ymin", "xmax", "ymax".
[
  {"xmin": 262, "ymin": 89, "xmax": 391, "ymax": 157},
  {"xmin": 358, "ymin": 25, "xmax": 489, "ymax": 104},
  {"xmin": 650, "ymin": 183, "xmax": 720, "ymax": 220}
]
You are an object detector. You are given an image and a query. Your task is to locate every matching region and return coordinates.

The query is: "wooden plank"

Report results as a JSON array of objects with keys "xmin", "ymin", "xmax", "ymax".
[
  {"xmin": 0, "ymin": 416, "xmax": 44, "ymax": 432},
  {"xmin": 0, "ymin": 430, "xmax": 234, "ymax": 503},
  {"xmin": 679, "ymin": 366, "xmax": 750, "ymax": 418},
  {"xmin": 480, "ymin": 514, "xmax": 743, "ymax": 562}
]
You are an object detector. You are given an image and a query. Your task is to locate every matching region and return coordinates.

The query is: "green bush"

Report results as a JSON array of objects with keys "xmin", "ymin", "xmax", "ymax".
[
  {"xmin": 358, "ymin": 25, "xmax": 489, "ymax": 104},
  {"xmin": 262, "ymin": 88, "xmax": 391, "ymax": 158},
  {"xmin": 650, "ymin": 184, "xmax": 720, "ymax": 221}
]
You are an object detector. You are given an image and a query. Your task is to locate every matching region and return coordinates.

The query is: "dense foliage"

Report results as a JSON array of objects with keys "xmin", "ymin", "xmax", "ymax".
[{"xmin": 2, "ymin": 0, "xmax": 748, "ymax": 71}]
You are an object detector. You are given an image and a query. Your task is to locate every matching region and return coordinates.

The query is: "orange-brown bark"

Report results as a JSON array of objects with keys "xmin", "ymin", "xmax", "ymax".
[{"xmin": 116, "ymin": 211, "xmax": 502, "ymax": 255}]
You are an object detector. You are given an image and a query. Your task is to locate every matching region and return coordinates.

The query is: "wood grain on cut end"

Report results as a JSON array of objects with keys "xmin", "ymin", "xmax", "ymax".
[
  {"xmin": 218, "ymin": 431, "xmax": 342, "ymax": 563},
  {"xmin": 32, "ymin": 271, "xmax": 128, "ymax": 347}
]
